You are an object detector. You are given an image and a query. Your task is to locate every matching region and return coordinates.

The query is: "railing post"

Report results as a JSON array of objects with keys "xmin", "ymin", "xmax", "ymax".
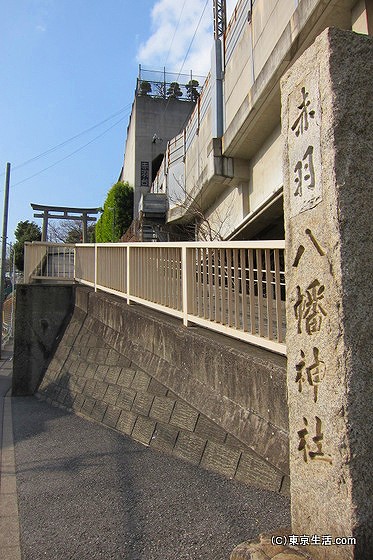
[
  {"xmin": 94, "ymin": 244, "xmax": 98, "ymax": 292},
  {"xmin": 73, "ymin": 245, "xmax": 76, "ymax": 281}
]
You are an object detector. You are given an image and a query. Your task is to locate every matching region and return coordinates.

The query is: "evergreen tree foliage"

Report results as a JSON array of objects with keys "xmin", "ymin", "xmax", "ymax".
[
  {"xmin": 167, "ymin": 82, "xmax": 182, "ymax": 98},
  {"xmin": 186, "ymin": 80, "xmax": 199, "ymax": 102},
  {"xmin": 96, "ymin": 182, "xmax": 134, "ymax": 242},
  {"xmin": 13, "ymin": 220, "xmax": 41, "ymax": 271},
  {"xmin": 139, "ymin": 80, "xmax": 152, "ymax": 96}
]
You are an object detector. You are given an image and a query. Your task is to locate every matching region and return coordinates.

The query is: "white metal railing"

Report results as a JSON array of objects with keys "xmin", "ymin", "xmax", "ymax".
[
  {"xmin": 24, "ymin": 241, "xmax": 286, "ymax": 354},
  {"xmin": 24, "ymin": 242, "xmax": 75, "ymax": 283}
]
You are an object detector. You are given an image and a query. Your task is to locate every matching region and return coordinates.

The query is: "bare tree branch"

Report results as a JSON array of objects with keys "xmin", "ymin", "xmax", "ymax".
[{"xmin": 168, "ymin": 175, "xmax": 236, "ymax": 241}]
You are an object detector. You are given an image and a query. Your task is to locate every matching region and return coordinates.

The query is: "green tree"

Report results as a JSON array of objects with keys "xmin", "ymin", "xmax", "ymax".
[
  {"xmin": 13, "ymin": 220, "xmax": 41, "ymax": 271},
  {"xmin": 167, "ymin": 82, "xmax": 182, "ymax": 99},
  {"xmin": 186, "ymin": 79, "xmax": 199, "ymax": 102},
  {"xmin": 96, "ymin": 182, "xmax": 134, "ymax": 242},
  {"xmin": 138, "ymin": 80, "xmax": 152, "ymax": 96}
]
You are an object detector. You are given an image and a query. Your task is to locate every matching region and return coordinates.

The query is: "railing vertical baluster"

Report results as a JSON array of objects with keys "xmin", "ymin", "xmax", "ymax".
[
  {"xmin": 159, "ymin": 247, "xmax": 163, "ymax": 306},
  {"xmin": 127, "ymin": 245, "xmax": 131, "ymax": 304},
  {"xmin": 221, "ymin": 248, "xmax": 226, "ymax": 326},
  {"xmin": 208, "ymin": 248, "xmax": 213, "ymax": 321},
  {"xmin": 214, "ymin": 248, "xmax": 220, "ymax": 323},
  {"xmin": 257, "ymin": 249, "xmax": 264, "ymax": 337},
  {"xmin": 202, "ymin": 248, "xmax": 208, "ymax": 319},
  {"xmin": 153, "ymin": 247, "xmax": 156, "ymax": 302},
  {"xmin": 165, "ymin": 247, "xmax": 168, "ymax": 307},
  {"xmin": 190, "ymin": 247, "xmax": 196, "ymax": 316},
  {"xmin": 171, "ymin": 248, "xmax": 175, "ymax": 309},
  {"xmin": 155, "ymin": 247, "xmax": 159, "ymax": 304},
  {"xmin": 146, "ymin": 246, "xmax": 149, "ymax": 300},
  {"xmin": 182, "ymin": 246, "xmax": 189, "ymax": 326},
  {"xmin": 180, "ymin": 247, "xmax": 183, "ymax": 312},
  {"xmin": 265, "ymin": 249, "xmax": 274, "ymax": 340},
  {"xmin": 195, "ymin": 248, "xmax": 200, "ymax": 317},
  {"xmin": 161, "ymin": 248, "xmax": 165, "ymax": 306},
  {"xmin": 152, "ymin": 247, "xmax": 156, "ymax": 302},
  {"xmin": 141, "ymin": 248, "xmax": 145, "ymax": 299},
  {"xmin": 166, "ymin": 247, "xmax": 169, "ymax": 308},
  {"xmin": 248, "ymin": 249, "xmax": 256, "ymax": 334},
  {"xmin": 150, "ymin": 248, "xmax": 158, "ymax": 301},
  {"xmin": 233, "ymin": 249, "xmax": 240, "ymax": 329},
  {"xmin": 132, "ymin": 248, "xmax": 136, "ymax": 298},
  {"xmin": 241, "ymin": 248, "xmax": 248, "ymax": 332},
  {"xmin": 227, "ymin": 249, "xmax": 233, "ymax": 327},
  {"xmin": 274, "ymin": 249, "xmax": 283, "ymax": 343},
  {"xmin": 94, "ymin": 245, "xmax": 98, "ymax": 292}
]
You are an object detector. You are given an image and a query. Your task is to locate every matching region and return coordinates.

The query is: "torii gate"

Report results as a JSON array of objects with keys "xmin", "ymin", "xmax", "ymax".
[{"xmin": 31, "ymin": 203, "xmax": 101, "ymax": 242}]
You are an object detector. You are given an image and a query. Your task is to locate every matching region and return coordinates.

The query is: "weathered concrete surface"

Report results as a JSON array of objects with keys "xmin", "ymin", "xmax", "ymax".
[
  {"xmin": 12, "ymin": 284, "xmax": 75, "ymax": 396},
  {"xmin": 37, "ymin": 285, "xmax": 289, "ymax": 493},
  {"xmin": 12, "ymin": 395, "xmax": 290, "ymax": 560},
  {"xmin": 230, "ymin": 532, "xmax": 311, "ymax": 560},
  {"xmin": 282, "ymin": 28, "xmax": 373, "ymax": 559}
]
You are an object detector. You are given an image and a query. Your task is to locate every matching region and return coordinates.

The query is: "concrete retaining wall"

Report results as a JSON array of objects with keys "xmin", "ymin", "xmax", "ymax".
[
  {"xmin": 35, "ymin": 285, "xmax": 289, "ymax": 494},
  {"xmin": 12, "ymin": 284, "xmax": 75, "ymax": 396}
]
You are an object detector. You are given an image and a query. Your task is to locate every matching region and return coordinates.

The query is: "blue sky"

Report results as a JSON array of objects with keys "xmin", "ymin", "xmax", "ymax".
[{"xmin": 0, "ymin": 0, "xmax": 234, "ymax": 241}]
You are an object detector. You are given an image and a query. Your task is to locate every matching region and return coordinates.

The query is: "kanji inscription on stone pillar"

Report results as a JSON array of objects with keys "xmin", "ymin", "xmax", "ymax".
[
  {"xmin": 281, "ymin": 28, "xmax": 373, "ymax": 560},
  {"xmin": 288, "ymin": 74, "xmax": 322, "ymax": 217}
]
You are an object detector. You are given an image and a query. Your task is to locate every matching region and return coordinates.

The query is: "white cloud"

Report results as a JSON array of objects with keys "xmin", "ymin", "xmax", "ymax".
[{"xmin": 137, "ymin": 0, "xmax": 237, "ymax": 77}]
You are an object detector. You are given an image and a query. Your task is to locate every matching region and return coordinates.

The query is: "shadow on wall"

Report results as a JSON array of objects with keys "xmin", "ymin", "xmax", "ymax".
[{"xmin": 12, "ymin": 284, "xmax": 75, "ymax": 396}]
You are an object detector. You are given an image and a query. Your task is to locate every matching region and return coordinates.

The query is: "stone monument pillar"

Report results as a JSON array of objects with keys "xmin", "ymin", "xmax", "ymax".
[{"xmin": 281, "ymin": 28, "xmax": 373, "ymax": 560}]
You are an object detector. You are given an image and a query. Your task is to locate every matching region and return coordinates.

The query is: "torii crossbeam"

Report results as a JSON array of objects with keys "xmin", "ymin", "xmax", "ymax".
[{"xmin": 31, "ymin": 203, "xmax": 101, "ymax": 242}]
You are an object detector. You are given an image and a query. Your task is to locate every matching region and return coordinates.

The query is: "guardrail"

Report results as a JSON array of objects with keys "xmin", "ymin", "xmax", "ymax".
[{"xmin": 25, "ymin": 241, "xmax": 286, "ymax": 355}]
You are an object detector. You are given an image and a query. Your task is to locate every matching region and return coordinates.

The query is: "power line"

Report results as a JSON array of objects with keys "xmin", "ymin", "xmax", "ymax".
[
  {"xmin": 163, "ymin": 0, "xmax": 187, "ymax": 69},
  {"xmin": 176, "ymin": 0, "xmax": 210, "ymax": 78},
  {"xmin": 9, "ymin": 115, "xmax": 128, "ymax": 189},
  {"xmin": 3, "ymin": 2, "xmax": 210, "ymax": 190},
  {"xmin": 1, "ymin": 103, "xmax": 132, "ymax": 176},
  {"xmin": 162, "ymin": 0, "xmax": 210, "ymax": 117}
]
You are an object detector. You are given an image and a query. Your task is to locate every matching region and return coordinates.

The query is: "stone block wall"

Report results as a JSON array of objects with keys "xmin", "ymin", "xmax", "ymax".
[{"xmin": 37, "ymin": 286, "xmax": 289, "ymax": 494}]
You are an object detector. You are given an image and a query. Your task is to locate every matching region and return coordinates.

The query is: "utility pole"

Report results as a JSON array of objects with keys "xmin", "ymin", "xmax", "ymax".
[
  {"xmin": 211, "ymin": 0, "xmax": 226, "ymax": 138},
  {"xmin": 0, "ymin": 162, "xmax": 11, "ymax": 357}
]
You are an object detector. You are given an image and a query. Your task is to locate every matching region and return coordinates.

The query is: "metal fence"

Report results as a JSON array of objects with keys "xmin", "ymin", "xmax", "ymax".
[
  {"xmin": 24, "ymin": 241, "xmax": 286, "ymax": 355},
  {"xmin": 24, "ymin": 242, "xmax": 75, "ymax": 283},
  {"xmin": 2, "ymin": 293, "xmax": 15, "ymax": 346},
  {"xmin": 136, "ymin": 66, "xmax": 206, "ymax": 101}
]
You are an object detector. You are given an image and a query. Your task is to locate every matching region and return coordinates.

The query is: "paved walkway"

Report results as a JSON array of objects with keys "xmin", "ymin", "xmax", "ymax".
[
  {"xmin": 0, "ymin": 343, "xmax": 21, "ymax": 560},
  {"xmin": 1, "ymin": 343, "xmax": 290, "ymax": 560}
]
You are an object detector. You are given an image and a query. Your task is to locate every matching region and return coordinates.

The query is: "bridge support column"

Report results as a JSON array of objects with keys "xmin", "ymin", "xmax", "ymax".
[{"xmin": 281, "ymin": 28, "xmax": 373, "ymax": 559}]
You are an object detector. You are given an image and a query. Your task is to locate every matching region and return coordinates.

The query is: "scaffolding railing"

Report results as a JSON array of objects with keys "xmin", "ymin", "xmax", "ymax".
[{"xmin": 136, "ymin": 66, "xmax": 206, "ymax": 101}]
